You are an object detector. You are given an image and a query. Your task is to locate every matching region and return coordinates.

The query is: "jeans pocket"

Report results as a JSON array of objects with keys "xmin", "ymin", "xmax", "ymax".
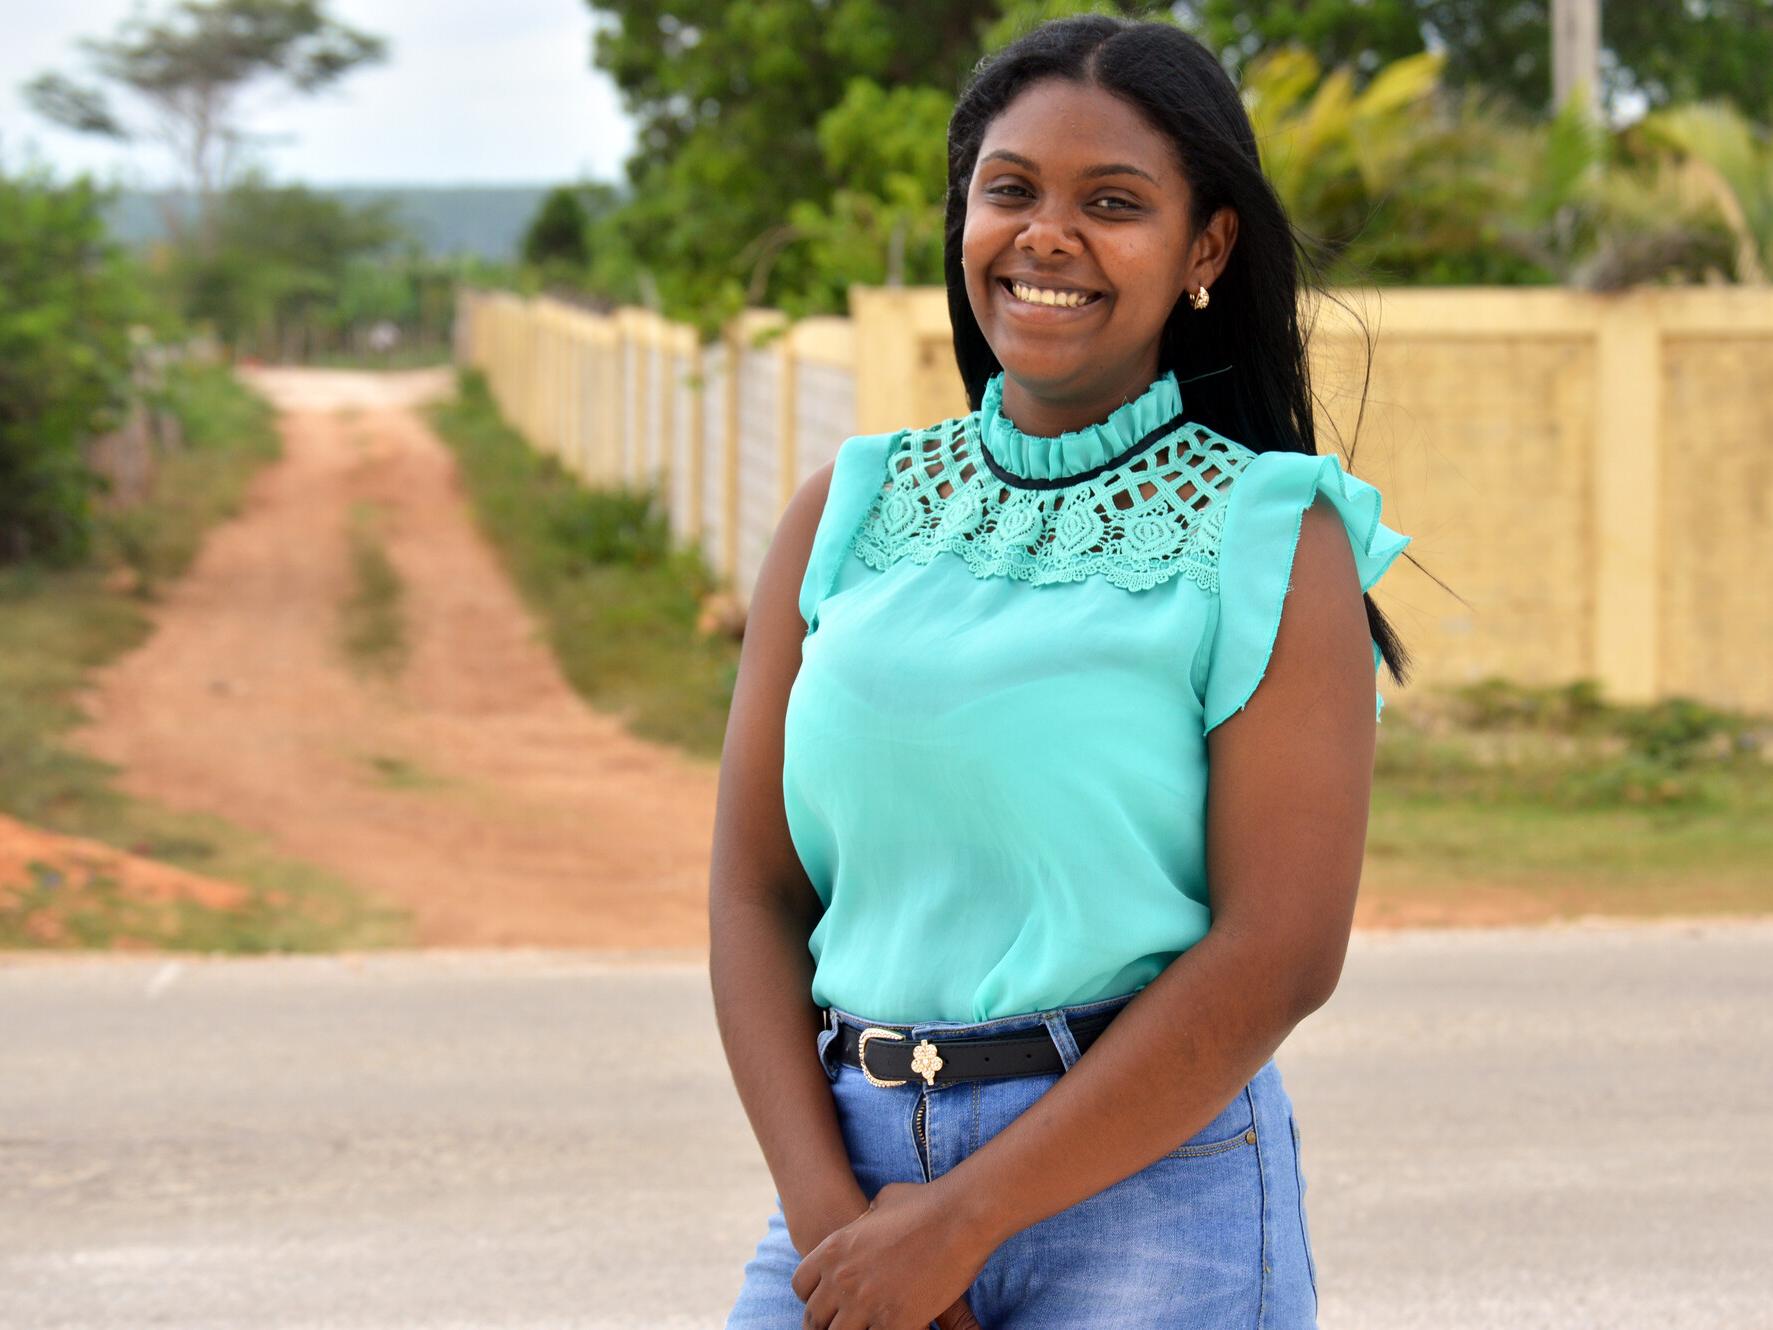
[{"xmin": 1164, "ymin": 1085, "xmax": 1258, "ymax": 1159}]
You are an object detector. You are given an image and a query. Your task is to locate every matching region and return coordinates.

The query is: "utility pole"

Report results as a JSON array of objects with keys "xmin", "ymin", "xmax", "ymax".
[{"xmin": 1552, "ymin": 0, "xmax": 1601, "ymax": 117}]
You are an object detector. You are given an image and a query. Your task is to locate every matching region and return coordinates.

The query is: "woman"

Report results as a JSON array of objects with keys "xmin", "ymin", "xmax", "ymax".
[{"xmin": 712, "ymin": 15, "xmax": 1414, "ymax": 1330}]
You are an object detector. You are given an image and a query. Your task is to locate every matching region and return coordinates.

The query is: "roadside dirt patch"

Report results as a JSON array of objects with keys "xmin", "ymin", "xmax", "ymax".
[
  {"xmin": 68, "ymin": 368, "xmax": 718, "ymax": 950},
  {"xmin": 0, "ymin": 811, "xmax": 250, "ymax": 945}
]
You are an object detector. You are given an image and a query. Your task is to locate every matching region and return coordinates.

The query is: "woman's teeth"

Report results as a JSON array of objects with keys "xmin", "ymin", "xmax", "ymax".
[{"xmin": 1007, "ymin": 280, "xmax": 1102, "ymax": 308}]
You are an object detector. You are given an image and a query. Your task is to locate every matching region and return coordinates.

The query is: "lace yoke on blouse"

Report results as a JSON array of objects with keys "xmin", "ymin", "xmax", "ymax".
[{"xmin": 848, "ymin": 368, "xmax": 1259, "ymax": 595}]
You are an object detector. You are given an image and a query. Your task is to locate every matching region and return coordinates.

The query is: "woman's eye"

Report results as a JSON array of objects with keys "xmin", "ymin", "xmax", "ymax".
[{"xmin": 985, "ymin": 185, "xmax": 1137, "ymax": 213}]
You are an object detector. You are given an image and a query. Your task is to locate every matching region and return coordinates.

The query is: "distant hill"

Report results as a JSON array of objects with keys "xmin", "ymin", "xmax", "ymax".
[{"xmin": 105, "ymin": 185, "xmax": 557, "ymax": 261}]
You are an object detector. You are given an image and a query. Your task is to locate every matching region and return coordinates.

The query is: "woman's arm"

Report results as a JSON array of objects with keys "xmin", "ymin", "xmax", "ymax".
[
  {"xmin": 708, "ymin": 459, "xmax": 871, "ymax": 1257},
  {"xmin": 932, "ymin": 499, "xmax": 1375, "ymax": 1247}
]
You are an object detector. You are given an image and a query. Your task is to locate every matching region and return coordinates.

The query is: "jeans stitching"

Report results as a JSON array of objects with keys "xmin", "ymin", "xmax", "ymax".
[
  {"xmin": 1291, "ymin": 1113, "xmax": 1318, "ymax": 1316},
  {"xmin": 1165, "ymin": 1130, "xmax": 1256, "ymax": 1160},
  {"xmin": 1250, "ymin": 1085, "xmax": 1272, "ymax": 1330},
  {"xmin": 1164, "ymin": 1084, "xmax": 1258, "ymax": 1159}
]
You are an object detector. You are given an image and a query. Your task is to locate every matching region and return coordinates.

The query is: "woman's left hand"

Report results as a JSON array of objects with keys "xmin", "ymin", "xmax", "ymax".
[{"xmin": 790, "ymin": 1179, "xmax": 993, "ymax": 1329}]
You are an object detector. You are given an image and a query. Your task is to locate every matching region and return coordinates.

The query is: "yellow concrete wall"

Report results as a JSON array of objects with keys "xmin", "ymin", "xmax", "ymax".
[{"xmin": 454, "ymin": 286, "xmax": 1773, "ymax": 719}]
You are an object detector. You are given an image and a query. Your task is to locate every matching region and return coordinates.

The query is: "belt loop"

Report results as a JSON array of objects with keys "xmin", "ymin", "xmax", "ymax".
[{"xmin": 1040, "ymin": 1010, "xmax": 1083, "ymax": 1072}]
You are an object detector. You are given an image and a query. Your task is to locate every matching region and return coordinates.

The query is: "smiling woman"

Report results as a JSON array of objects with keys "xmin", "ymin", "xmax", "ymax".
[
  {"xmin": 961, "ymin": 98, "xmax": 1218, "ymax": 432},
  {"xmin": 712, "ymin": 15, "xmax": 1416, "ymax": 1330}
]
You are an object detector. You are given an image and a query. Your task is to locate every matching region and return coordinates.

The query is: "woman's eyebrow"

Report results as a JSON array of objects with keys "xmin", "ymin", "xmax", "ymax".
[{"xmin": 980, "ymin": 149, "xmax": 1157, "ymax": 185}]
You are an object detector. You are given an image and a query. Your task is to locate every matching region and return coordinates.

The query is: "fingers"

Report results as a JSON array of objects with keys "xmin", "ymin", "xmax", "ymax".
[
  {"xmin": 935, "ymin": 1292, "xmax": 985, "ymax": 1329},
  {"xmin": 799, "ymin": 1273, "xmax": 825, "ymax": 1330}
]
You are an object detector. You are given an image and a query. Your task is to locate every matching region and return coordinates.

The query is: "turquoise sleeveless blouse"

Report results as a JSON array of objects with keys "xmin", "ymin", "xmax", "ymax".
[{"xmin": 784, "ymin": 369, "xmax": 1412, "ymax": 1024}]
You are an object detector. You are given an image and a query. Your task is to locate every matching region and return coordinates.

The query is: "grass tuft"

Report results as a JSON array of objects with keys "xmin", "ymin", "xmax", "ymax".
[
  {"xmin": 426, "ymin": 369, "xmax": 740, "ymax": 760},
  {"xmin": 339, "ymin": 501, "xmax": 409, "ymax": 679}
]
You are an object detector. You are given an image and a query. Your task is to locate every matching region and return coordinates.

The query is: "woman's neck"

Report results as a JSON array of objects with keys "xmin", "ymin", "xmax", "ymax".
[{"xmin": 995, "ymin": 356, "xmax": 1164, "ymax": 437}]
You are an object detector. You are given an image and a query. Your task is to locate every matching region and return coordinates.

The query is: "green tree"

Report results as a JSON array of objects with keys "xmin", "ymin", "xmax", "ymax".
[
  {"xmin": 1182, "ymin": 0, "xmax": 1773, "ymax": 120},
  {"xmin": 780, "ymin": 78, "xmax": 953, "ymax": 314},
  {"xmin": 173, "ymin": 173, "xmax": 410, "ymax": 358},
  {"xmin": 522, "ymin": 186, "xmax": 592, "ymax": 270},
  {"xmin": 24, "ymin": 0, "xmax": 386, "ymax": 254},
  {"xmin": 1635, "ymin": 101, "xmax": 1773, "ymax": 283},
  {"xmin": 587, "ymin": 0, "xmax": 1161, "ymax": 330},
  {"xmin": 1241, "ymin": 43, "xmax": 1745, "ymax": 289},
  {"xmin": 0, "ymin": 166, "xmax": 153, "ymax": 564}
]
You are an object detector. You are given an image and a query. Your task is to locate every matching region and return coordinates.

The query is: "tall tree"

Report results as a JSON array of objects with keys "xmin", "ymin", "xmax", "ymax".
[
  {"xmin": 24, "ymin": 0, "xmax": 386, "ymax": 254},
  {"xmin": 584, "ymin": 0, "xmax": 1151, "ymax": 329},
  {"xmin": 522, "ymin": 186, "xmax": 593, "ymax": 270}
]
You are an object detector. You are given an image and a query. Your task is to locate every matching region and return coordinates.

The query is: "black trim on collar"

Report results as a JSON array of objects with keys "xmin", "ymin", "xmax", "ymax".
[{"xmin": 974, "ymin": 409, "xmax": 1193, "ymax": 491}]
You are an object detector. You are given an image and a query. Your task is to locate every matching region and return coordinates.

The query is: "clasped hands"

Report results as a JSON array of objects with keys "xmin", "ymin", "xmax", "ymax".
[{"xmin": 791, "ymin": 1178, "xmax": 994, "ymax": 1330}]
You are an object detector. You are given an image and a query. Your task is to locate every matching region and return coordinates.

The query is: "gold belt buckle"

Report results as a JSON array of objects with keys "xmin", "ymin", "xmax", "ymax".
[{"xmin": 857, "ymin": 1027, "xmax": 944, "ymax": 1088}]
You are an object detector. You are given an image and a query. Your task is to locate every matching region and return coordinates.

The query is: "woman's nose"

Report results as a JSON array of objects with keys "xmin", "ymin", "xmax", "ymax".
[{"xmin": 1018, "ymin": 202, "xmax": 1083, "ymax": 257}]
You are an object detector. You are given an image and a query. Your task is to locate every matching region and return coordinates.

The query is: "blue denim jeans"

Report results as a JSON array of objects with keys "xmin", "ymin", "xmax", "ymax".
[{"xmin": 725, "ymin": 992, "xmax": 1320, "ymax": 1328}]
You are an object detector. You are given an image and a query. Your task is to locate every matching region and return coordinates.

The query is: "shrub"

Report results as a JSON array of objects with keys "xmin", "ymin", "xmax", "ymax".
[{"xmin": 0, "ymin": 165, "xmax": 152, "ymax": 565}]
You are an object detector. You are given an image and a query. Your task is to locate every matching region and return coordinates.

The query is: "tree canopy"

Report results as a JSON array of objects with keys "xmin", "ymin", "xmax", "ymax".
[
  {"xmin": 523, "ymin": 187, "xmax": 593, "ymax": 270},
  {"xmin": 25, "ymin": 0, "xmax": 387, "ymax": 251},
  {"xmin": 583, "ymin": 0, "xmax": 1153, "ymax": 330}
]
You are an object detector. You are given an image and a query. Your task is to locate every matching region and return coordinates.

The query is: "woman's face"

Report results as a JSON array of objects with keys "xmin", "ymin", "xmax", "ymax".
[{"xmin": 962, "ymin": 77, "xmax": 1234, "ymax": 420}]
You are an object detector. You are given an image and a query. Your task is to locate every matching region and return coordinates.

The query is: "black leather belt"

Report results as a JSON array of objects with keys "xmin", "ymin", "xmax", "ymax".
[{"xmin": 834, "ymin": 1008, "xmax": 1124, "ymax": 1087}]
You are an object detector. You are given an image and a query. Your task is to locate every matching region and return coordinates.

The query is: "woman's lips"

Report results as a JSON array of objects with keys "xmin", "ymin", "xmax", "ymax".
[{"xmin": 996, "ymin": 277, "xmax": 1108, "ymax": 320}]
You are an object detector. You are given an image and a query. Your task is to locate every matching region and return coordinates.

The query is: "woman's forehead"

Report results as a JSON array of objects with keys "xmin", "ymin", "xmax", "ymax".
[{"xmin": 978, "ymin": 81, "xmax": 1179, "ymax": 182}]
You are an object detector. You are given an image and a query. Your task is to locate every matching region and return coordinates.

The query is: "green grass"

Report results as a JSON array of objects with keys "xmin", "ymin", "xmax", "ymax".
[
  {"xmin": 302, "ymin": 347, "xmax": 454, "ymax": 371},
  {"xmin": 427, "ymin": 369, "xmax": 741, "ymax": 760},
  {"xmin": 362, "ymin": 752, "xmax": 450, "ymax": 790},
  {"xmin": 1366, "ymin": 678, "xmax": 1773, "ymax": 918},
  {"xmin": 339, "ymin": 501, "xmax": 409, "ymax": 679},
  {"xmin": 0, "ymin": 362, "xmax": 414, "ymax": 953}
]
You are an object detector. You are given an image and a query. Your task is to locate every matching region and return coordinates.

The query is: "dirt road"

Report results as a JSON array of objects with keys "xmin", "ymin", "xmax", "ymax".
[{"xmin": 69, "ymin": 368, "xmax": 718, "ymax": 949}]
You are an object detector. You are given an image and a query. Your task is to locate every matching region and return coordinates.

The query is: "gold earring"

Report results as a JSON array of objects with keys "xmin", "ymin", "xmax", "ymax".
[{"xmin": 1189, "ymin": 285, "xmax": 1210, "ymax": 311}]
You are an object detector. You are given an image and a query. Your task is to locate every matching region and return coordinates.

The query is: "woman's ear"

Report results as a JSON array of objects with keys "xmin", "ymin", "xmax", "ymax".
[{"xmin": 1191, "ymin": 206, "xmax": 1240, "ymax": 289}]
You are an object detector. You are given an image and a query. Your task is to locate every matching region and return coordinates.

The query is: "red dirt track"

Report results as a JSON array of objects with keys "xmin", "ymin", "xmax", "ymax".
[{"xmin": 67, "ymin": 369, "xmax": 718, "ymax": 949}]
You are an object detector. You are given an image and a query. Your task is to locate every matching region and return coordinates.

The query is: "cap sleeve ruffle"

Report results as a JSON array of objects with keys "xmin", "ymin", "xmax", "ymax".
[
  {"xmin": 799, "ymin": 431, "xmax": 899, "ymax": 635},
  {"xmin": 1202, "ymin": 449, "xmax": 1412, "ymax": 733}
]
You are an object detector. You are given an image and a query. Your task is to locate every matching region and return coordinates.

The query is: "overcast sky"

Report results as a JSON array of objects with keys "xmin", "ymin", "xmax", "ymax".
[{"xmin": 0, "ymin": 0, "xmax": 639, "ymax": 188}]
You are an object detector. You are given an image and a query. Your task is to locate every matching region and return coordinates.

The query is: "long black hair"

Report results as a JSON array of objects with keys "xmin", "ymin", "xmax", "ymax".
[{"xmin": 943, "ymin": 14, "xmax": 1413, "ymax": 688}]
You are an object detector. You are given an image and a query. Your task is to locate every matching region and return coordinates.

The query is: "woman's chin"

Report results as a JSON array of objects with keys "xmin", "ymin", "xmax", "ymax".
[
  {"xmin": 989, "ymin": 340, "xmax": 1107, "ymax": 386},
  {"xmin": 985, "ymin": 345, "xmax": 1106, "ymax": 393}
]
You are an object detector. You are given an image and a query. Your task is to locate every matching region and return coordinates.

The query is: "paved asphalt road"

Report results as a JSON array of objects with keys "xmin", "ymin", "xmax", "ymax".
[{"xmin": 2, "ymin": 919, "xmax": 1769, "ymax": 1329}]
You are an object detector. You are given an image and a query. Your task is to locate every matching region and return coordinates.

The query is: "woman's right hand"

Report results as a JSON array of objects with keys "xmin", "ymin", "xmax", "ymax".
[
  {"xmin": 935, "ymin": 1292, "xmax": 986, "ymax": 1328},
  {"xmin": 791, "ymin": 1189, "xmax": 987, "ymax": 1328}
]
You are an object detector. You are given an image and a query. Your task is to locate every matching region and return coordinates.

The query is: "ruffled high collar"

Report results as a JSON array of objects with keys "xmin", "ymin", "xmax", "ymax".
[{"xmin": 977, "ymin": 369, "xmax": 1185, "ymax": 484}]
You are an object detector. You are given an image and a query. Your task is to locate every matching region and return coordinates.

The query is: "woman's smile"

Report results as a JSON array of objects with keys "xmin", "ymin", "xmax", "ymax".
[{"xmin": 996, "ymin": 276, "xmax": 1110, "ymax": 320}]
